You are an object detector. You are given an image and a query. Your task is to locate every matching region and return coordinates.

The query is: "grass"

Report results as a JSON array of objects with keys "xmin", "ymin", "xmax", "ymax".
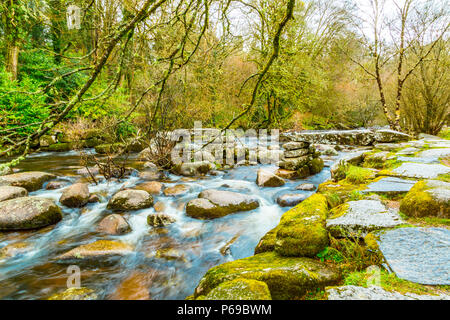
[
  {"xmin": 345, "ymin": 165, "xmax": 374, "ymax": 185},
  {"xmin": 436, "ymin": 173, "xmax": 450, "ymax": 183},
  {"xmin": 438, "ymin": 128, "xmax": 450, "ymax": 140}
]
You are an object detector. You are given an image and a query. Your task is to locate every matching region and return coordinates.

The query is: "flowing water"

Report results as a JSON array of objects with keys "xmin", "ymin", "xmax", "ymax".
[{"xmin": 0, "ymin": 147, "xmax": 337, "ymax": 300}]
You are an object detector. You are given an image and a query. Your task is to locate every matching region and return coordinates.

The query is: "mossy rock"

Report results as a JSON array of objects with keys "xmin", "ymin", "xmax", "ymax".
[
  {"xmin": 47, "ymin": 287, "xmax": 97, "ymax": 300},
  {"xmin": 193, "ymin": 251, "xmax": 341, "ymax": 300},
  {"xmin": 48, "ymin": 143, "xmax": 74, "ymax": 152},
  {"xmin": 254, "ymin": 226, "xmax": 279, "ymax": 254},
  {"xmin": 400, "ymin": 180, "xmax": 450, "ymax": 218},
  {"xmin": 345, "ymin": 165, "xmax": 376, "ymax": 185},
  {"xmin": 309, "ymin": 158, "xmax": 324, "ymax": 175},
  {"xmin": 95, "ymin": 143, "xmax": 125, "ymax": 154},
  {"xmin": 274, "ymin": 194, "xmax": 329, "ymax": 257},
  {"xmin": 202, "ymin": 278, "xmax": 272, "ymax": 300}
]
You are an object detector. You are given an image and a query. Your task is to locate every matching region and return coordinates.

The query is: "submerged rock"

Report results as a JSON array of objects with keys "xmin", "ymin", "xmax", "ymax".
[
  {"xmin": 147, "ymin": 213, "xmax": 176, "ymax": 227},
  {"xmin": 97, "ymin": 214, "xmax": 131, "ymax": 235},
  {"xmin": 201, "ymin": 278, "xmax": 272, "ymax": 300},
  {"xmin": 135, "ymin": 181, "xmax": 163, "ymax": 194},
  {"xmin": 295, "ymin": 183, "xmax": 315, "ymax": 191},
  {"xmin": 400, "ymin": 180, "xmax": 450, "ymax": 218},
  {"xmin": 59, "ymin": 183, "xmax": 90, "ymax": 208},
  {"xmin": 107, "ymin": 189, "xmax": 153, "ymax": 211},
  {"xmin": 47, "ymin": 287, "xmax": 97, "ymax": 300},
  {"xmin": 163, "ymin": 184, "xmax": 189, "ymax": 196},
  {"xmin": 0, "ymin": 186, "xmax": 28, "ymax": 202},
  {"xmin": 175, "ymin": 161, "xmax": 214, "ymax": 176},
  {"xmin": 0, "ymin": 171, "xmax": 56, "ymax": 191},
  {"xmin": 0, "ymin": 242, "xmax": 31, "ymax": 260},
  {"xmin": 276, "ymin": 194, "xmax": 307, "ymax": 207},
  {"xmin": 186, "ymin": 189, "xmax": 259, "ymax": 219},
  {"xmin": 274, "ymin": 194, "xmax": 329, "ymax": 257},
  {"xmin": 193, "ymin": 251, "xmax": 341, "ymax": 300},
  {"xmin": 256, "ymin": 169, "xmax": 285, "ymax": 187},
  {"xmin": 56, "ymin": 240, "xmax": 133, "ymax": 264},
  {"xmin": 377, "ymin": 227, "xmax": 450, "ymax": 285},
  {"xmin": 0, "ymin": 197, "xmax": 62, "ymax": 231},
  {"xmin": 326, "ymin": 200, "xmax": 404, "ymax": 238}
]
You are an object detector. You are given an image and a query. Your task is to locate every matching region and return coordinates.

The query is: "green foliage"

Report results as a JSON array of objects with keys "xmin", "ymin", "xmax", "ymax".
[
  {"xmin": 317, "ymin": 247, "xmax": 344, "ymax": 263},
  {"xmin": 345, "ymin": 166, "xmax": 374, "ymax": 185},
  {"xmin": 438, "ymin": 128, "xmax": 450, "ymax": 140}
]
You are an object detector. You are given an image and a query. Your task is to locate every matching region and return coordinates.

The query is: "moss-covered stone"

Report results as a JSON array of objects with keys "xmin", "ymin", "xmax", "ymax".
[
  {"xmin": 254, "ymin": 226, "xmax": 279, "ymax": 254},
  {"xmin": 345, "ymin": 166, "xmax": 375, "ymax": 185},
  {"xmin": 193, "ymin": 251, "xmax": 341, "ymax": 300},
  {"xmin": 202, "ymin": 278, "xmax": 272, "ymax": 300},
  {"xmin": 274, "ymin": 194, "xmax": 329, "ymax": 257},
  {"xmin": 48, "ymin": 143, "xmax": 74, "ymax": 152},
  {"xmin": 400, "ymin": 180, "xmax": 450, "ymax": 218},
  {"xmin": 47, "ymin": 287, "xmax": 97, "ymax": 300},
  {"xmin": 0, "ymin": 171, "xmax": 56, "ymax": 191},
  {"xmin": 95, "ymin": 143, "xmax": 125, "ymax": 154},
  {"xmin": 309, "ymin": 158, "xmax": 324, "ymax": 175}
]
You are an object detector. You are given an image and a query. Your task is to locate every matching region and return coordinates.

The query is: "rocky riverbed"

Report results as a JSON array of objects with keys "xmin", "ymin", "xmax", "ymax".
[{"xmin": 0, "ymin": 129, "xmax": 449, "ymax": 300}]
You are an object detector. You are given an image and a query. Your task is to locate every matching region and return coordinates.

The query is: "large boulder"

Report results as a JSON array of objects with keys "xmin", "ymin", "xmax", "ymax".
[
  {"xmin": 0, "ymin": 197, "xmax": 62, "ymax": 230},
  {"xmin": 279, "ymin": 156, "xmax": 310, "ymax": 171},
  {"xmin": 400, "ymin": 180, "xmax": 450, "ymax": 218},
  {"xmin": 200, "ymin": 279, "xmax": 272, "ymax": 300},
  {"xmin": 256, "ymin": 169, "xmax": 285, "ymax": 187},
  {"xmin": 59, "ymin": 183, "xmax": 90, "ymax": 208},
  {"xmin": 186, "ymin": 189, "xmax": 259, "ymax": 219},
  {"xmin": 107, "ymin": 189, "xmax": 153, "ymax": 211},
  {"xmin": 0, "ymin": 186, "xmax": 28, "ymax": 202},
  {"xmin": 56, "ymin": 240, "xmax": 133, "ymax": 264},
  {"xmin": 97, "ymin": 214, "xmax": 131, "ymax": 235},
  {"xmin": 326, "ymin": 200, "xmax": 404, "ymax": 238},
  {"xmin": 135, "ymin": 181, "xmax": 163, "ymax": 194},
  {"xmin": 274, "ymin": 194, "xmax": 329, "ymax": 257},
  {"xmin": 0, "ymin": 171, "xmax": 56, "ymax": 191},
  {"xmin": 193, "ymin": 252, "xmax": 341, "ymax": 300}
]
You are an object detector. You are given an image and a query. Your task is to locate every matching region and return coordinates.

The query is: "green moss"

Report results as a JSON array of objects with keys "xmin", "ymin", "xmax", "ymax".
[
  {"xmin": 202, "ymin": 278, "xmax": 272, "ymax": 300},
  {"xmin": 436, "ymin": 173, "xmax": 450, "ymax": 183},
  {"xmin": 438, "ymin": 128, "xmax": 450, "ymax": 140},
  {"xmin": 194, "ymin": 251, "xmax": 341, "ymax": 300},
  {"xmin": 47, "ymin": 143, "xmax": 74, "ymax": 152},
  {"xmin": 95, "ymin": 143, "xmax": 125, "ymax": 154},
  {"xmin": 400, "ymin": 181, "xmax": 446, "ymax": 218},
  {"xmin": 274, "ymin": 194, "xmax": 329, "ymax": 257},
  {"xmin": 47, "ymin": 287, "xmax": 97, "ymax": 300},
  {"xmin": 254, "ymin": 226, "xmax": 279, "ymax": 254},
  {"xmin": 309, "ymin": 158, "xmax": 324, "ymax": 175},
  {"xmin": 345, "ymin": 165, "xmax": 375, "ymax": 185},
  {"xmin": 344, "ymin": 269, "xmax": 449, "ymax": 296},
  {"xmin": 323, "ymin": 192, "xmax": 343, "ymax": 209}
]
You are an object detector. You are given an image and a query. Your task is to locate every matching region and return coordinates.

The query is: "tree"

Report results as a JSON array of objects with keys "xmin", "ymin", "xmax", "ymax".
[{"xmin": 347, "ymin": 0, "xmax": 449, "ymax": 131}]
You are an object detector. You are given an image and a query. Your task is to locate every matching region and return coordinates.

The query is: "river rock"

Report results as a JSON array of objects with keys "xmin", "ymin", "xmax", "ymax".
[
  {"xmin": 326, "ymin": 200, "xmax": 404, "ymax": 238},
  {"xmin": 175, "ymin": 161, "xmax": 214, "ymax": 176},
  {"xmin": 295, "ymin": 183, "xmax": 315, "ymax": 191},
  {"xmin": 275, "ymin": 169, "xmax": 298, "ymax": 180},
  {"xmin": 0, "ymin": 186, "xmax": 28, "ymax": 202},
  {"xmin": 326, "ymin": 285, "xmax": 449, "ymax": 300},
  {"xmin": 0, "ymin": 171, "xmax": 56, "ymax": 191},
  {"xmin": 282, "ymin": 141, "xmax": 310, "ymax": 150},
  {"xmin": 284, "ymin": 148, "xmax": 310, "ymax": 158},
  {"xmin": 39, "ymin": 135, "xmax": 57, "ymax": 147},
  {"xmin": 135, "ymin": 181, "xmax": 163, "ymax": 194},
  {"xmin": 48, "ymin": 287, "xmax": 97, "ymax": 300},
  {"xmin": 279, "ymin": 156, "xmax": 310, "ymax": 171},
  {"xmin": 363, "ymin": 177, "xmax": 417, "ymax": 195},
  {"xmin": 107, "ymin": 190, "xmax": 153, "ymax": 211},
  {"xmin": 45, "ymin": 180, "xmax": 70, "ymax": 190},
  {"xmin": 109, "ymin": 271, "xmax": 152, "ymax": 300},
  {"xmin": 282, "ymin": 129, "xmax": 375, "ymax": 146},
  {"xmin": 390, "ymin": 163, "xmax": 450, "ymax": 179},
  {"xmin": 147, "ymin": 213, "xmax": 176, "ymax": 227},
  {"xmin": 0, "ymin": 166, "xmax": 13, "ymax": 176},
  {"xmin": 138, "ymin": 169, "xmax": 165, "ymax": 181},
  {"xmin": 400, "ymin": 180, "xmax": 450, "ymax": 218},
  {"xmin": 193, "ymin": 251, "xmax": 341, "ymax": 300},
  {"xmin": 186, "ymin": 190, "xmax": 259, "ymax": 219},
  {"xmin": 0, "ymin": 242, "xmax": 31, "ymax": 260},
  {"xmin": 256, "ymin": 169, "xmax": 285, "ymax": 187},
  {"xmin": 97, "ymin": 214, "xmax": 131, "ymax": 235},
  {"xmin": 163, "ymin": 184, "xmax": 189, "ymax": 196},
  {"xmin": 315, "ymin": 144, "xmax": 338, "ymax": 156},
  {"xmin": 59, "ymin": 183, "xmax": 90, "ymax": 208},
  {"xmin": 0, "ymin": 197, "xmax": 62, "ymax": 230},
  {"xmin": 201, "ymin": 279, "xmax": 272, "ymax": 300},
  {"xmin": 56, "ymin": 240, "xmax": 133, "ymax": 264},
  {"xmin": 276, "ymin": 194, "xmax": 307, "ymax": 207},
  {"xmin": 417, "ymin": 148, "xmax": 450, "ymax": 159},
  {"xmin": 377, "ymin": 227, "xmax": 450, "ymax": 285}
]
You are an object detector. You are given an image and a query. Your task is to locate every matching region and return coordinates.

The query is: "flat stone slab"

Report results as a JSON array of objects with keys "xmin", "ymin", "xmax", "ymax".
[
  {"xmin": 327, "ymin": 200, "xmax": 404, "ymax": 238},
  {"xmin": 391, "ymin": 163, "xmax": 450, "ymax": 179},
  {"xmin": 363, "ymin": 177, "xmax": 417, "ymax": 195},
  {"xmin": 418, "ymin": 148, "xmax": 450, "ymax": 159},
  {"xmin": 327, "ymin": 285, "xmax": 449, "ymax": 300},
  {"xmin": 377, "ymin": 227, "xmax": 450, "ymax": 285}
]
